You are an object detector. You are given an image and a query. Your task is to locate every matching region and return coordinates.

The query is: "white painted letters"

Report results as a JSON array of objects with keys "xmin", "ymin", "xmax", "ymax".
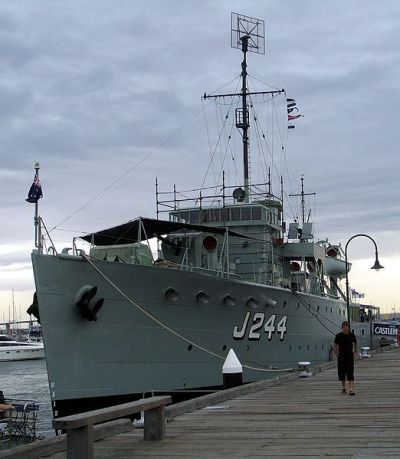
[{"xmin": 233, "ymin": 312, "xmax": 287, "ymax": 341}]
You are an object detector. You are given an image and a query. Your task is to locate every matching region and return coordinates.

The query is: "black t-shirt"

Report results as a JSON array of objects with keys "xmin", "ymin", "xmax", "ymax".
[{"xmin": 334, "ymin": 332, "xmax": 357, "ymax": 359}]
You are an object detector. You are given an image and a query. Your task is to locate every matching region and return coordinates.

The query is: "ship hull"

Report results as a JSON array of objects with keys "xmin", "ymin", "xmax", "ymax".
[{"xmin": 32, "ymin": 251, "xmax": 377, "ymax": 416}]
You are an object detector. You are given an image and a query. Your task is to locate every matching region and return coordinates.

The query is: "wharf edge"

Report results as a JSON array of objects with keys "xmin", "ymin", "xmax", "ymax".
[{"xmin": 1, "ymin": 345, "xmax": 399, "ymax": 458}]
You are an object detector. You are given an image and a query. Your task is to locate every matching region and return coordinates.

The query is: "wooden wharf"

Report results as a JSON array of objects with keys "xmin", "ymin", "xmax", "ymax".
[{"xmin": 1, "ymin": 346, "xmax": 399, "ymax": 458}]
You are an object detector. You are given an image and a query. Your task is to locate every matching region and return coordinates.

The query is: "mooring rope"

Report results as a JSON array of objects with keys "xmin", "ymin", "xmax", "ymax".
[
  {"xmin": 82, "ymin": 253, "xmax": 295, "ymax": 373},
  {"xmin": 293, "ymin": 290, "xmax": 371, "ymax": 345},
  {"xmin": 293, "ymin": 291, "xmax": 338, "ymax": 336}
]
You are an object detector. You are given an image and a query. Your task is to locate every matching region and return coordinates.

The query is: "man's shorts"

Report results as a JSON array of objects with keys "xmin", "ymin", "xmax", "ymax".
[{"xmin": 337, "ymin": 358, "xmax": 354, "ymax": 381}]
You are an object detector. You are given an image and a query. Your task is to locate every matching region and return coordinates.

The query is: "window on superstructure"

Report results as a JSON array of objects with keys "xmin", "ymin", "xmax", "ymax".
[
  {"xmin": 221, "ymin": 208, "xmax": 229, "ymax": 222},
  {"xmin": 230, "ymin": 207, "xmax": 240, "ymax": 221},
  {"xmin": 241, "ymin": 207, "xmax": 251, "ymax": 220},
  {"xmin": 171, "ymin": 211, "xmax": 189, "ymax": 223},
  {"xmin": 251, "ymin": 207, "xmax": 262, "ymax": 220},
  {"xmin": 190, "ymin": 210, "xmax": 199, "ymax": 223},
  {"xmin": 210, "ymin": 209, "xmax": 221, "ymax": 222},
  {"xmin": 199, "ymin": 210, "xmax": 207, "ymax": 223}
]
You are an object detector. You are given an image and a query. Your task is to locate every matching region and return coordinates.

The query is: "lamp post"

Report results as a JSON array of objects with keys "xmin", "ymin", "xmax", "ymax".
[{"xmin": 345, "ymin": 233, "xmax": 384, "ymax": 328}]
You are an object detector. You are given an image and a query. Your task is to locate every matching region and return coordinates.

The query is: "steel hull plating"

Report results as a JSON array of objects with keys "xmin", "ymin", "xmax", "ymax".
[{"xmin": 32, "ymin": 252, "xmax": 375, "ymax": 410}]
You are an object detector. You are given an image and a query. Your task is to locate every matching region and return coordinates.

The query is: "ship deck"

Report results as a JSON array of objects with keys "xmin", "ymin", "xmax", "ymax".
[{"xmin": 3, "ymin": 346, "xmax": 400, "ymax": 458}]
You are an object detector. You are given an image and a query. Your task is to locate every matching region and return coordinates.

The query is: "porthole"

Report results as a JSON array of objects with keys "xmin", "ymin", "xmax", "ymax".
[
  {"xmin": 223, "ymin": 294, "xmax": 236, "ymax": 307},
  {"xmin": 196, "ymin": 291, "xmax": 210, "ymax": 304},
  {"xmin": 247, "ymin": 297, "xmax": 259, "ymax": 309},
  {"xmin": 222, "ymin": 345, "xmax": 227, "ymax": 351},
  {"xmin": 265, "ymin": 297, "xmax": 277, "ymax": 308},
  {"xmin": 283, "ymin": 300, "xmax": 287, "ymax": 308},
  {"xmin": 165, "ymin": 287, "xmax": 178, "ymax": 301},
  {"xmin": 187, "ymin": 344, "xmax": 193, "ymax": 351}
]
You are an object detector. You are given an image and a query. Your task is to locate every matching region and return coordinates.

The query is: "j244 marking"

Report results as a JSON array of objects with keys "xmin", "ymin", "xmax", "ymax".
[{"xmin": 233, "ymin": 312, "xmax": 287, "ymax": 341}]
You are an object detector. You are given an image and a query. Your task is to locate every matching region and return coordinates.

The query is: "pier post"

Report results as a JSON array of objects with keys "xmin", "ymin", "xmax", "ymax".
[
  {"xmin": 66, "ymin": 424, "xmax": 93, "ymax": 459},
  {"xmin": 144, "ymin": 405, "xmax": 166, "ymax": 441}
]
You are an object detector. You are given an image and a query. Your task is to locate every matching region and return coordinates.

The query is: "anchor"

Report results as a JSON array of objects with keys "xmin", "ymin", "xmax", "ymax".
[{"xmin": 75, "ymin": 285, "xmax": 104, "ymax": 321}]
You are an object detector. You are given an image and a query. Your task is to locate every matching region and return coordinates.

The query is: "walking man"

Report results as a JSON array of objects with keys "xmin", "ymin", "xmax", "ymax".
[{"xmin": 333, "ymin": 321, "xmax": 358, "ymax": 395}]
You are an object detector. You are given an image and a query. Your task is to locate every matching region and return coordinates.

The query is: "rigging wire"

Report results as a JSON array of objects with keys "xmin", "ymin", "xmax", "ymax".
[
  {"xmin": 199, "ymin": 78, "xmax": 241, "ymax": 191},
  {"xmin": 49, "ymin": 104, "xmax": 212, "ymax": 234},
  {"xmin": 201, "ymin": 97, "xmax": 216, "ymax": 184},
  {"xmin": 247, "ymin": 74, "xmax": 283, "ymax": 92},
  {"xmin": 294, "ymin": 291, "xmax": 339, "ymax": 336},
  {"xmin": 246, "ymin": 84, "xmax": 286, "ymax": 195},
  {"xmin": 294, "ymin": 290, "xmax": 371, "ymax": 344}
]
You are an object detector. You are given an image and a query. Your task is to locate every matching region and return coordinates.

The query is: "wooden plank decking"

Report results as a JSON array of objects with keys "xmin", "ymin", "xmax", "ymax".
[{"xmin": 5, "ymin": 347, "xmax": 400, "ymax": 458}]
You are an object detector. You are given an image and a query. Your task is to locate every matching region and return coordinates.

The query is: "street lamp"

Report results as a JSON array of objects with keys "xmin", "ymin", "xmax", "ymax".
[{"xmin": 345, "ymin": 234, "xmax": 384, "ymax": 328}]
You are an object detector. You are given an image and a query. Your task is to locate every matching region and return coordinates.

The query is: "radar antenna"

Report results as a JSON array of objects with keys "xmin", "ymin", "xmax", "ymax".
[{"xmin": 231, "ymin": 12, "xmax": 265, "ymax": 54}]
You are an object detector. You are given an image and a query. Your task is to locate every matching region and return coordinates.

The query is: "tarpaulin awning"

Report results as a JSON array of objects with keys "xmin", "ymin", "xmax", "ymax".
[{"xmin": 79, "ymin": 217, "xmax": 250, "ymax": 246}]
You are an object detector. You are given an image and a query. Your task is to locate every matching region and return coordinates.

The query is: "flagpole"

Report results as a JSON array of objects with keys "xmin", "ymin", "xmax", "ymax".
[{"xmin": 34, "ymin": 161, "xmax": 40, "ymax": 250}]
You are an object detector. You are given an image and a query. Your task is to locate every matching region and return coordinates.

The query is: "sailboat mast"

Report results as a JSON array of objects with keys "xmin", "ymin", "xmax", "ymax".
[{"xmin": 240, "ymin": 35, "xmax": 250, "ymax": 203}]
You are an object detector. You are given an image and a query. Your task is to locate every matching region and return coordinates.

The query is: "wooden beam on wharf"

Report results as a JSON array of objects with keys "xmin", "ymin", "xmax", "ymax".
[{"xmin": 2, "ymin": 345, "xmax": 399, "ymax": 458}]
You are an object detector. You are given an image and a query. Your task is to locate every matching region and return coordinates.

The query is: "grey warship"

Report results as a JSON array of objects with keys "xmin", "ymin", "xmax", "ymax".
[{"xmin": 31, "ymin": 14, "xmax": 379, "ymax": 418}]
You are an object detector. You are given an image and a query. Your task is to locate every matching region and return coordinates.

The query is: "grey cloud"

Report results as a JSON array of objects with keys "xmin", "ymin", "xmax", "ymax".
[{"xmin": 0, "ymin": 1, "xmax": 399, "ymax": 312}]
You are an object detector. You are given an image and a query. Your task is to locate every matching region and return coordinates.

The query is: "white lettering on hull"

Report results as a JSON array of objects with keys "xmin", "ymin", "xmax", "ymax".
[{"xmin": 233, "ymin": 312, "xmax": 288, "ymax": 341}]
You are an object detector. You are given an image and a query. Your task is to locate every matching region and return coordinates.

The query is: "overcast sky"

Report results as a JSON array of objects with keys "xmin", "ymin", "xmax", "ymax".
[{"xmin": 1, "ymin": 0, "xmax": 399, "ymax": 321}]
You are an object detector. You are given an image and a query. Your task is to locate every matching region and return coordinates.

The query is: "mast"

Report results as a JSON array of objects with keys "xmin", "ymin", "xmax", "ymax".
[
  {"xmin": 240, "ymin": 35, "xmax": 250, "ymax": 202},
  {"xmin": 34, "ymin": 161, "xmax": 40, "ymax": 249},
  {"xmin": 203, "ymin": 13, "xmax": 284, "ymax": 202},
  {"xmin": 289, "ymin": 177, "xmax": 316, "ymax": 225}
]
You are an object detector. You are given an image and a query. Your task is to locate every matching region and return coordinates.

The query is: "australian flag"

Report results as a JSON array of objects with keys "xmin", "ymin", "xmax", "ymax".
[{"xmin": 26, "ymin": 174, "xmax": 43, "ymax": 203}]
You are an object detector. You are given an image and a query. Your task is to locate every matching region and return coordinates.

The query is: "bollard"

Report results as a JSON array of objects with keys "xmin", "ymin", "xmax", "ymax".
[
  {"xmin": 361, "ymin": 347, "xmax": 371, "ymax": 358},
  {"xmin": 297, "ymin": 361, "xmax": 312, "ymax": 378},
  {"xmin": 222, "ymin": 349, "xmax": 243, "ymax": 389}
]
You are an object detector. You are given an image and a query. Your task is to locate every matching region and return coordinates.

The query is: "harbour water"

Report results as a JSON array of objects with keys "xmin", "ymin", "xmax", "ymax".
[{"xmin": 0, "ymin": 359, "xmax": 53, "ymax": 437}]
